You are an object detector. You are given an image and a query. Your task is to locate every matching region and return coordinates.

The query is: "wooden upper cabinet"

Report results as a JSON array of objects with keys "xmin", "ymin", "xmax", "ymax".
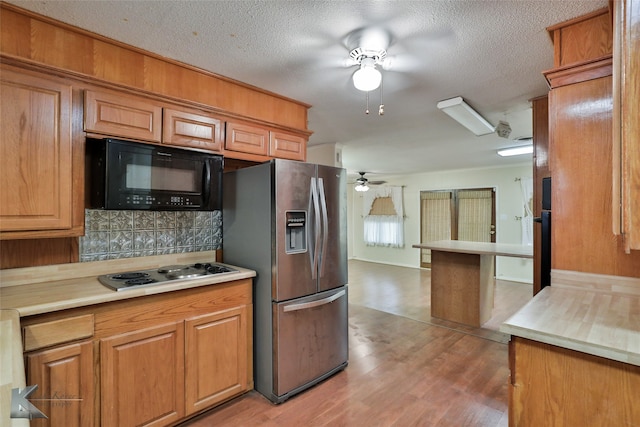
[
  {"xmin": 0, "ymin": 67, "xmax": 74, "ymax": 235},
  {"xmin": 84, "ymin": 89, "xmax": 162, "ymax": 142},
  {"xmin": 225, "ymin": 121, "xmax": 269, "ymax": 156},
  {"xmin": 613, "ymin": 0, "xmax": 640, "ymax": 252},
  {"xmin": 162, "ymin": 108, "xmax": 223, "ymax": 152},
  {"xmin": 270, "ymin": 131, "xmax": 307, "ymax": 161},
  {"xmin": 547, "ymin": 7, "xmax": 613, "ymax": 68}
]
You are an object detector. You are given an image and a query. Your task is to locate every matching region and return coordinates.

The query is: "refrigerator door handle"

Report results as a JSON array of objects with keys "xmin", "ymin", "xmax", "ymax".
[
  {"xmin": 310, "ymin": 177, "xmax": 321, "ymax": 279},
  {"xmin": 317, "ymin": 177, "xmax": 329, "ymax": 277},
  {"xmin": 283, "ymin": 289, "xmax": 346, "ymax": 312}
]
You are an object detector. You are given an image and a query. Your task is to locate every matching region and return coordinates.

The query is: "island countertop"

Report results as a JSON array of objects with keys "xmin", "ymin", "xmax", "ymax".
[
  {"xmin": 412, "ymin": 240, "xmax": 533, "ymax": 258},
  {"xmin": 500, "ymin": 270, "xmax": 640, "ymax": 366}
]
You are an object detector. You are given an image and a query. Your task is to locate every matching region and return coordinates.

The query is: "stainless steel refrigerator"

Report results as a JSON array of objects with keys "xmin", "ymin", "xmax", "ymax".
[{"xmin": 222, "ymin": 159, "xmax": 348, "ymax": 403}]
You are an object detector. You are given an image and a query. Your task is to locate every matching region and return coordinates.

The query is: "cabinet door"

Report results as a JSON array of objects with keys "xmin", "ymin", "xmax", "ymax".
[
  {"xmin": 26, "ymin": 341, "xmax": 94, "ymax": 427},
  {"xmin": 613, "ymin": 0, "xmax": 640, "ymax": 252},
  {"xmin": 184, "ymin": 305, "xmax": 249, "ymax": 414},
  {"xmin": 0, "ymin": 68, "xmax": 73, "ymax": 232},
  {"xmin": 101, "ymin": 322, "xmax": 184, "ymax": 427},
  {"xmin": 269, "ymin": 131, "xmax": 306, "ymax": 161},
  {"xmin": 162, "ymin": 108, "xmax": 223, "ymax": 152},
  {"xmin": 84, "ymin": 90, "xmax": 162, "ymax": 142},
  {"xmin": 225, "ymin": 121, "xmax": 269, "ymax": 156}
]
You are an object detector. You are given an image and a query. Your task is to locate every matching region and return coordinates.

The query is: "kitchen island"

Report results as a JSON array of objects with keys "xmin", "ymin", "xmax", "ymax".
[
  {"xmin": 0, "ymin": 251, "xmax": 256, "ymax": 427},
  {"xmin": 412, "ymin": 240, "xmax": 533, "ymax": 327}
]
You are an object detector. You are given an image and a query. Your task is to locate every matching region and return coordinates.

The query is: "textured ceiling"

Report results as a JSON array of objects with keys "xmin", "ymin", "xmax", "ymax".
[{"xmin": 6, "ymin": 0, "xmax": 608, "ymax": 179}]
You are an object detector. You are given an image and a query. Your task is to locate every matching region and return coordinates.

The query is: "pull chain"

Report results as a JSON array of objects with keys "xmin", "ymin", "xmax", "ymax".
[
  {"xmin": 365, "ymin": 91, "xmax": 370, "ymax": 115},
  {"xmin": 378, "ymin": 77, "xmax": 384, "ymax": 116}
]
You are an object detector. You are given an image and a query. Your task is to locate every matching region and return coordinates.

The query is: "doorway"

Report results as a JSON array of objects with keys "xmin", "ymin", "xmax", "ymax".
[{"xmin": 419, "ymin": 188, "xmax": 496, "ymax": 268}]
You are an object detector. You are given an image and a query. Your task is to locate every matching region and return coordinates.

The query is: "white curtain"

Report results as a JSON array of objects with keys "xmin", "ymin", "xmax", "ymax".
[
  {"xmin": 520, "ymin": 177, "xmax": 534, "ymax": 246},
  {"xmin": 363, "ymin": 186, "xmax": 404, "ymax": 248}
]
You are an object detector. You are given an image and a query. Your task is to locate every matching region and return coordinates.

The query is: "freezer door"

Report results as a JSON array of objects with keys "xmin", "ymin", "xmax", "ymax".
[
  {"xmin": 273, "ymin": 287, "xmax": 348, "ymax": 397},
  {"xmin": 274, "ymin": 160, "xmax": 318, "ymax": 301},
  {"xmin": 316, "ymin": 165, "xmax": 348, "ymax": 292}
]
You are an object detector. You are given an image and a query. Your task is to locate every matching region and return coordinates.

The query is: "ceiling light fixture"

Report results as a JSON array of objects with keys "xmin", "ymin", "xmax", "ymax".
[
  {"xmin": 497, "ymin": 145, "xmax": 533, "ymax": 157},
  {"xmin": 350, "ymin": 47, "xmax": 386, "ymax": 92},
  {"xmin": 436, "ymin": 96, "xmax": 495, "ymax": 136},
  {"xmin": 353, "ymin": 58, "xmax": 382, "ymax": 91},
  {"xmin": 354, "ymin": 183, "xmax": 369, "ymax": 192}
]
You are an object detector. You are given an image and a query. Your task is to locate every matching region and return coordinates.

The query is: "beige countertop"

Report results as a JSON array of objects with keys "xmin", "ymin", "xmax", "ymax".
[
  {"xmin": 501, "ymin": 270, "xmax": 640, "ymax": 366},
  {"xmin": 0, "ymin": 251, "xmax": 256, "ymax": 317},
  {"xmin": 412, "ymin": 240, "xmax": 533, "ymax": 258}
]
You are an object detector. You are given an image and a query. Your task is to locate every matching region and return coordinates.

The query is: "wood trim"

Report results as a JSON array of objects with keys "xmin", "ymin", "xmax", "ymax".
[
  {"xmin": 0, "ymin": 4, "xmax": 311, "ymax": 134},
  {"xmin": 546, "ymin": 7, "xmax": 612, "ymax": 37},
  {"xmin": 0, "ymin": 2, "xmax": 310, "ymax": 109},
  {"xmin": 544, "ymin": 56, "xmax": 613, "ymax": 88}
]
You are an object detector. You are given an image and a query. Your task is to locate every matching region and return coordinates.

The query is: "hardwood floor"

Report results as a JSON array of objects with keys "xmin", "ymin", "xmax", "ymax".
[{"xmin": 182, "ymin": 260, "xmax": 533, "ymax": 427}]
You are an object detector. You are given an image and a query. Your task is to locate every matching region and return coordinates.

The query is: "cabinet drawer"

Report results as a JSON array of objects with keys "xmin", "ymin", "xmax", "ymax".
[{"xmin": 23, "ymin": 314, "xmax": 94, "ymax": 352}]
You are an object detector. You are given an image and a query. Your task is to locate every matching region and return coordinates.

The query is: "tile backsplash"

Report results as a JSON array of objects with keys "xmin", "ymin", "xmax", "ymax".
[{"xmin": 80, "ymin": 210, "xmax": 222, "ymax": 262}]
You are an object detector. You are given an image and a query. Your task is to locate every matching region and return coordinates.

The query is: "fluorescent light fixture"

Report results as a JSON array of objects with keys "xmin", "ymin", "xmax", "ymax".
[
  {"xmin": 354, "ymin": 183, "xmax": 369, "ymax": 192},
  {"xmin": 497, "ymin": 145, "xmax": 533, "ymax": 157},
  {"xmin": 436, "ymin": 96, "xmax": 495, "ymax": 136}
]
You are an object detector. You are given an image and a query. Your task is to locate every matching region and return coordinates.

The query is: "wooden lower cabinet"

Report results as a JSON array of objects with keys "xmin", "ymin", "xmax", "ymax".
[
  {"xmin": 26, "ymin": 341, "xmax": 94, "ymax": 427},
  {"xmin": 100, "ymin": 322, "xmax": 185, "ymax": 427},
  {"xmin": 509, "ymin": 336, "xmax": 640, "ymax": 426},
  {"xmin": 22, "ymin": 279, "xmax": 253, "ymax": 427},
  {"xmin": 185, "ymin": 306, "xmax": 248, "ymax": 414}
]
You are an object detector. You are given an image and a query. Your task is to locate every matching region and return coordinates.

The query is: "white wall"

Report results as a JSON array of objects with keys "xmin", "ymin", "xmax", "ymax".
[{"xmin": 347, "ymin": 163, "xmax": 533, "ymax": 284}]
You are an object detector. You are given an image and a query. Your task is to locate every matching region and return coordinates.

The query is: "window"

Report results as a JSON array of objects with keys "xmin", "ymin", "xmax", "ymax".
[{"xmin": 363, "ymin": 186, "xmax": 404, "ymax": 248}]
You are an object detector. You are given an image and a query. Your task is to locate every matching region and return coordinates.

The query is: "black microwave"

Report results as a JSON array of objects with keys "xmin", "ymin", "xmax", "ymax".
[{"xmin": 86, "ymin": 138, "xmax": 223, "ymax": 210}]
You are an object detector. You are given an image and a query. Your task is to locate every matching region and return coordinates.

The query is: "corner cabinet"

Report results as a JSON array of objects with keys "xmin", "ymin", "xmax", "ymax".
[
  {"xmin": 21, "ymin": 279, "xmax": 253, "ymax": 427},
  {"xmin": 0, "ymin": 66, "xmax": 82, "ymax": 238}
]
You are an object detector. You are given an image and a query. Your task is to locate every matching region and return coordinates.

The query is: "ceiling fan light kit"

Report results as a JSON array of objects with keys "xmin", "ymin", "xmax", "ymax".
[
  {"xmin": 350, "ymin": 47, "xmax": 386, "ymax": 92},
  {"xmin": 353, "ymin": 58, "xmax": 382, "ymax": 91},
  {"xmin": 354, "ymin": 183, "xmax": 370, "ymax": 192},
  {"xmin": 436, "ymin": 96, "xmax": 495, "ymax": 136}
]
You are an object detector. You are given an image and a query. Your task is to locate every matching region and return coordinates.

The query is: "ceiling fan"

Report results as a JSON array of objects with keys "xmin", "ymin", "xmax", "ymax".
[{"xmin": 352, "ymin": 172, "xmax": 387, "ymax": 192}]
